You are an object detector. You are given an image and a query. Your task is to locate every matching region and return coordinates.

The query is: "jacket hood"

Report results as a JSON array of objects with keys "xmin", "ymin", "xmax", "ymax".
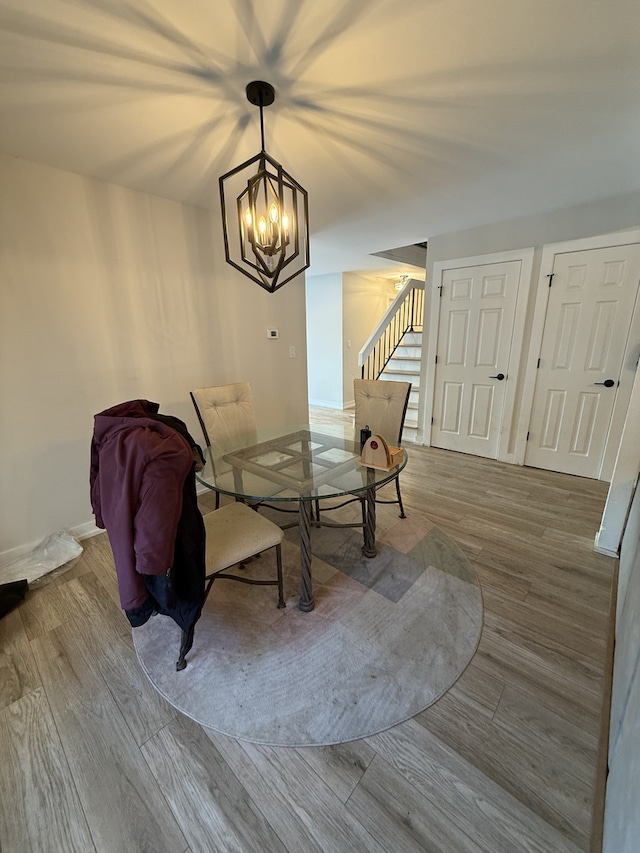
[{"xmin": 93, "ymin": 399, "xmax": 161, "ymax": 445}]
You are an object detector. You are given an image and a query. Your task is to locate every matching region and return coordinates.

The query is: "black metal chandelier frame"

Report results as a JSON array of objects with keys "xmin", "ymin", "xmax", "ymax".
[{"xmin": 219, "ymin": 81, "xmax": 310, "ymax": 293}]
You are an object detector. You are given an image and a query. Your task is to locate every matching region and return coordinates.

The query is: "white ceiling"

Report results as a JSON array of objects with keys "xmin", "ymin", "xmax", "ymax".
[{"xmin": 1, "ymin": 0, "xmax": 639, "ymax": 276}]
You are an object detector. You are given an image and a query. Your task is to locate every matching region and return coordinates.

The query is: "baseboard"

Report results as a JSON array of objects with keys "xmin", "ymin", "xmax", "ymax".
[
  {"xmin": 594, "ymin": 530, "xmax": 620, "ymax": 558},
  {"xmin": 0, "ymin": 540, "xmax": 37, "ymax": 568},
  {"xmin": 0, "ymin": 520, "xmax": 104, "ymax": 569},
  {"xmin": 72, "ymin": 520, "xmax": 103, "ymax": 541}
]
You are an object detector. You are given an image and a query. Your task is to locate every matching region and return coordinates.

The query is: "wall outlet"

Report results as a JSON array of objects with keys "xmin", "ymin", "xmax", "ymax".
[{"xmin": 267, "ymin": 329, "xmax": 279, "ymax": 339}]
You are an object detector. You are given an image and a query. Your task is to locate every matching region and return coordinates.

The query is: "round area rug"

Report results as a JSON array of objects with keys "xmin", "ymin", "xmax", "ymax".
[{"xmin": 133, "ymin": 524, "xmax": 483, "ymax": 747}]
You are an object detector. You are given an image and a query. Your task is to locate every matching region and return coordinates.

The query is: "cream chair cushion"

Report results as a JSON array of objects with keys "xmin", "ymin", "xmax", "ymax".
[
  {"xmin": 204, "ymin": 502, "xmax": 283, "ymax": 573},
  {"xmin": 191, "ymin": 382, "xmax": 257, "ymax": 451}
]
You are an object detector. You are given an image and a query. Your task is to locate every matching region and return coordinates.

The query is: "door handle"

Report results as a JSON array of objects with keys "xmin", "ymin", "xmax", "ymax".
[
  {"xmin": 593, "ymin": 379, "xmax": 615, "ymax": 388},
  {"xmin": 489, "ymin": 373, "xmax": 505, "ymax": 380}
]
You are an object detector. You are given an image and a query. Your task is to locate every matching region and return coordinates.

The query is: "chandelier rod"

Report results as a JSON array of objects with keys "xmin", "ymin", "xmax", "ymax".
[{"xmin": 259, "ymin": 100, "xmax": 266, "ymax": 152}]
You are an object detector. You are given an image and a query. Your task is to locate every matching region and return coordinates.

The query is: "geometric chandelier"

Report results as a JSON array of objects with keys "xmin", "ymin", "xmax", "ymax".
[{"xmin": 219, "ymin": 81, "xmax": 310, "ymax": 293}]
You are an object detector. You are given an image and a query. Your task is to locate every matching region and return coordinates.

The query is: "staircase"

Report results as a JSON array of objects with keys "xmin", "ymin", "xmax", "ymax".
[
  {"xmin": 358, "ymin": 280, "xmax": 424, "ymax": 443},
  {"xmin": 379, "ymin": 330, "xmax": 422, "ymax": 442}
]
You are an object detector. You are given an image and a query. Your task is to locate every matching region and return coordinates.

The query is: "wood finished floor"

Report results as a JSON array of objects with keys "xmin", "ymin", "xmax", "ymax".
[{"xmin": 1, "ymin": 406, "xmax": 616, "ymax": 852}]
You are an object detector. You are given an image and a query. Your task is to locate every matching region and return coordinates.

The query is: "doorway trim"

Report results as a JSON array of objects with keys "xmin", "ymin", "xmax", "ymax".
[
  {"xmin": 423, "ymin": 248, "xmax": 535, "ymax": 462},
  {"xmin": 514, "ymin": 229, "xmax": 640, "ymax": 476}
]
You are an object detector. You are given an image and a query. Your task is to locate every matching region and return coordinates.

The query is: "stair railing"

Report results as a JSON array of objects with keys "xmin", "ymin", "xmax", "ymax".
[{"xmin": 359, "ymin": 279, "xmax": 424, "ymax": 380}]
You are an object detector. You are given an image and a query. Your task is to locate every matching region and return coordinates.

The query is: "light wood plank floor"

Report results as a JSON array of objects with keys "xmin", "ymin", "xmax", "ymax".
[{"xmin": 1, "ymin": 406, "xmax": 615, "ymax": 852}]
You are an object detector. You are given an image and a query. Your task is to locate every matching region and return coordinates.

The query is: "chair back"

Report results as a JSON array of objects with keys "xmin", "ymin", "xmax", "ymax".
[
  {"xmin": 190, "ymin": 383, "xmax": 257, "ymax": 463},
  {"xmin": 354, "ymin": 379, "xmax": 411, "ymax": 446}
]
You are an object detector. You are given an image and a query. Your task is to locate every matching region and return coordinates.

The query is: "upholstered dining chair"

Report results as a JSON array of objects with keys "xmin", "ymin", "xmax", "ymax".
[
  {"xmin": 190, "ymin": 382, "xmax": 258, "ymax": 509},
  {"xmin": 177, "ymin": 501, "xmax": 285, "ymax": 670},
  {"xmin": 190, "ymin": 381, "xmax": 296, "ymax": 521},
  {"xmin": 315, "ymin": 378, "xmax": 411, "ymax": 524},
  {"xmin": 354, "ymin": 378, "xmax": 411, "ymax": 518}
]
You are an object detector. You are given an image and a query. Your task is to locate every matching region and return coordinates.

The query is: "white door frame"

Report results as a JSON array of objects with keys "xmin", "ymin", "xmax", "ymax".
[
  {"xmin": 515, "ymin": 229, "xmax": 640, "ymax": 477},
  {"xmin": 423, "ymin": 248, "xmax": 534, "ymax": 463}
]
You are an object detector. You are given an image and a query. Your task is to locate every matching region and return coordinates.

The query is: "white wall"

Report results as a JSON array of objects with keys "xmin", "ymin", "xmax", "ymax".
[
  {"xmin": 603, "ymin": 481, "xmax": 640, "ymax": 853},
  {"xmin": 0, "ymin": 154, "xmax": 308, "ymax": 558},
  {"xmin": 305, "ymin": 273, "xmax": 343, "ymax": 408},
  {"xmin": 427, "ymin": 191, "xmax": 640, "ymax": 266},
  {"xmin": 342, "ymin": 273, "xmax": 396, "ymax": 407},
  {"xmin": 306, "ymin": 271, "xmax": 398, "ymax": 409}
]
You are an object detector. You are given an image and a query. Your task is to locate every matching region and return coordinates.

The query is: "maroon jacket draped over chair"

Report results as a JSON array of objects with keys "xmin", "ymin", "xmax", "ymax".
[{"xmin": 90, "ymin": 399, "xmax": 205, "ymax": 653}]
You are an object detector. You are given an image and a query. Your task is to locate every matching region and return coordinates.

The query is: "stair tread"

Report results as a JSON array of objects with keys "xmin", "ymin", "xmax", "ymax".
[{"xmin": 383, "ymin": 366, "xmax": 420, "ymax": 372}]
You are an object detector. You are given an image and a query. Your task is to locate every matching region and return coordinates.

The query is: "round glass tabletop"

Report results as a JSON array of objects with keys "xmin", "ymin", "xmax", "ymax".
[{"xmin": 196, "ymin": 423, "xmax": 408, "ymax": 503}]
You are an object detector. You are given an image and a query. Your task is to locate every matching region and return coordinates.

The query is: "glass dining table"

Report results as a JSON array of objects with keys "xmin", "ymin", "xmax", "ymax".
[{"xmin": 196, "ymin": 423, "xmax": 408, "ymax": 612}]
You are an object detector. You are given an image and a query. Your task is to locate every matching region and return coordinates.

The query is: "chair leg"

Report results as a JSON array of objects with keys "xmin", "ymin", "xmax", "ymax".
[
  {"xmin": 276, "ymin": 543, "xmax": 285, "ymax": 609},
  {"xmin": 176, "ymin": 625, "xmax": 195, "ymax": 671},
  {"xmin": 396, "ymin": 476, "xmax": 406, "ymax": 519},
  {"xmin": 215, "ymin": 490, "xmax": 220, "ymax": 510}
]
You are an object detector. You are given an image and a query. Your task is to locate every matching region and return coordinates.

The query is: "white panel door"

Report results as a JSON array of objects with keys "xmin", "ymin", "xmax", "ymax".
[
  {"xmin": 525, "ymin": 244, "xmax": 640, "ymax": 478},
  {"xmin": 431, "ymin": 260, "xmax": 521, "ymax": 458}
]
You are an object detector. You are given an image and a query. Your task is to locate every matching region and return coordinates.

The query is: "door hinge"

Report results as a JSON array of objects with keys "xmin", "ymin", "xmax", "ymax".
[
  {"xmin": 435, "ymin": 355, "xmax": 438, "ymax": 364},
  {"xmin": 526, "ymin": 431, "xmax": 530, "ymax": 441},
  {"xmin": 537, "ymin": 358, "xmax": 541, "ymax": 368},
  {"xmin": 438, "ymin": 285, "xmax": 443, "ymax": 297},
  {"xmin": 547, "ymin": 273, "xmax": 554, "ymax": 287},
  {"xmin": 431, "ymin": 416, "xmax": 434, "ymax": 425}
]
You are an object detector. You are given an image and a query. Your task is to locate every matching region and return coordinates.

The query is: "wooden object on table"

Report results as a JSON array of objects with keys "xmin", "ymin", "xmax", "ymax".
[{"xmin": 360, "ymin": 434, "xmax": 403, "ymax": 471}]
